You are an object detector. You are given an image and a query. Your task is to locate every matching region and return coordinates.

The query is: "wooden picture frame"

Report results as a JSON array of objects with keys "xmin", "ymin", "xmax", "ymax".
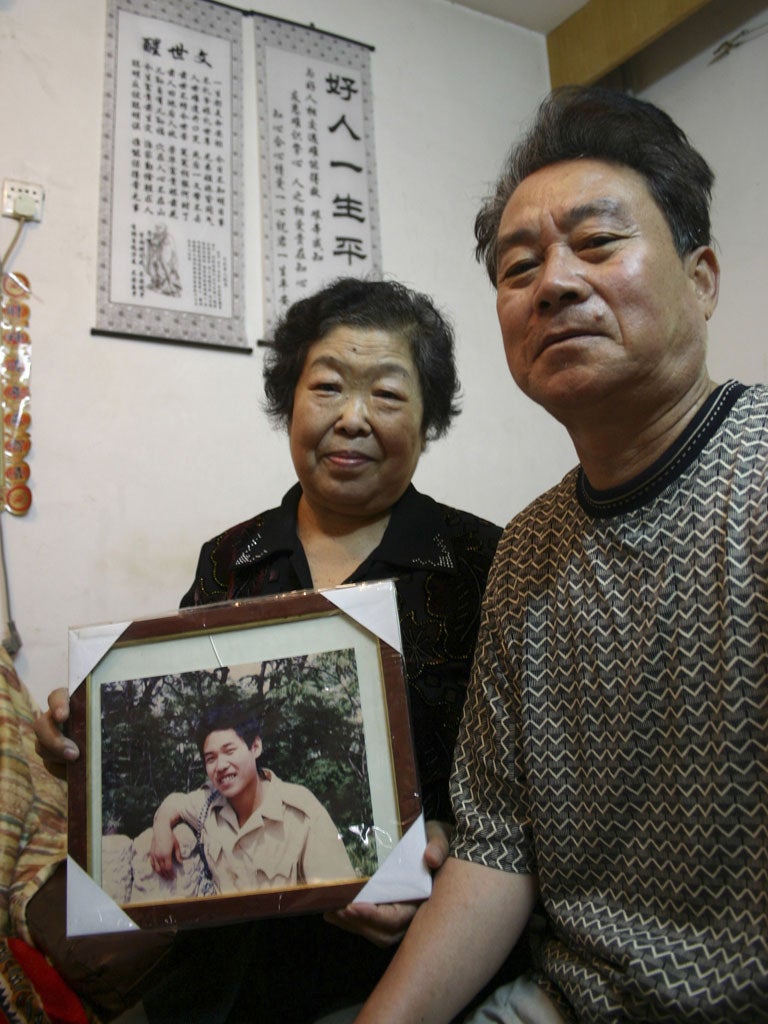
[{"xmin": 67, "ymin": 583, "xmax": 424, "ymax": 933}]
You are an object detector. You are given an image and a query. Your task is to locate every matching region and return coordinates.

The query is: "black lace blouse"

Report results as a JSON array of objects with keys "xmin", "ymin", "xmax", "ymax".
[{"xmin": 180, "ymin": 482, "xmax": 502, "ymax": 823}]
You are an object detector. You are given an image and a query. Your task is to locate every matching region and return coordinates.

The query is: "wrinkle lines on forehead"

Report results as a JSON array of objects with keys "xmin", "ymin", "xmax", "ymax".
[{"xmin": 496, "ymin": 196, "xmax": 635, "ymax": 263}]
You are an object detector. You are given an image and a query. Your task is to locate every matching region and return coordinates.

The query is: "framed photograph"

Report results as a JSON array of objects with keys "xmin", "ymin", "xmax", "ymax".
[{"xmin": 67, "ymin": 582, "xmax": 427, "ymax": 935}]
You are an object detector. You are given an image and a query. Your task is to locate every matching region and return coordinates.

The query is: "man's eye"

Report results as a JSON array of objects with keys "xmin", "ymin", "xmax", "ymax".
[
  {"xmin": 501, "ymin": 259, "xmax": 536, "ymax": 282},
  {"xmin": 313, "ymin": 381, "xmax": 340, "ymax": 392},
  {"xmin": 582, "ymin": 234, "xmax": 617, "ymax": 250}
]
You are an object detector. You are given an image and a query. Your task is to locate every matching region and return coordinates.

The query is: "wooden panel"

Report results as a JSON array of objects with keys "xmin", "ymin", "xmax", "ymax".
[{"xmin": 547, "ymin": 0, "xmax": 713, "ymax": 88}]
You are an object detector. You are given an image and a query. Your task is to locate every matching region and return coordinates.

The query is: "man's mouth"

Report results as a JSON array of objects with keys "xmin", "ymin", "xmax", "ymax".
[
  {"xmin": 539, "ymin": 326, "xmax": 599, "ymax": 354},
  {"xmin": 218, "ymin": 771, "xmax": 237, "ymax": 786}
]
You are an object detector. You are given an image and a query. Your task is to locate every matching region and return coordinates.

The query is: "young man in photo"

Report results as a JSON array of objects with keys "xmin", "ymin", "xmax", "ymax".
[{"xmin": 151, "ymin": 705, "xmax": 355, "ymax": 894}]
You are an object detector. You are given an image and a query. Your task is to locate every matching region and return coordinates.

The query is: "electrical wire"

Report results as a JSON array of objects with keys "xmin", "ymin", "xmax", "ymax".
[
  {"xmin": 0, "ymin": 214, "xmax": 29, "ymax": 655},
  {"xmin": 0, "ymin": 215, "xmax": 29, "ymax": 274},
  {"xmin": 0, "ymin": 519, "xmax": 21, "ymax": 655}
]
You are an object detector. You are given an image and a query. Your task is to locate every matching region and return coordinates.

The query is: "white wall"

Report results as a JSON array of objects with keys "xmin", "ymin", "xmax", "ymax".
[
  {"xmin": 624, "ymin": 0, "xmax": 768, "ymax": 385},
  {"xmin": 1, "ymin": 0, "xmax": 566, "ymax": 704}
]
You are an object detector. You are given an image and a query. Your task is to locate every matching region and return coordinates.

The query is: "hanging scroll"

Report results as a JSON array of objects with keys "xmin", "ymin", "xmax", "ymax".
[
  {"xmin": 93, "ymin": 0, "xmax": 247, "ymax": 350},
  {"xmin": 253, "ymin": 16, "xmax": 381, "ymax": 336}
]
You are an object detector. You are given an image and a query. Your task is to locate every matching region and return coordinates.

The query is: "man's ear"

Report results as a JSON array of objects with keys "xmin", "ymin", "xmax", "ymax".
[
  {"xmin": 687, "ymin": 245, "xmax": 720, "ymax": 321},
  {"xmin": 251, "ymin": 736, "xmax": 263, "ymax": 759}
]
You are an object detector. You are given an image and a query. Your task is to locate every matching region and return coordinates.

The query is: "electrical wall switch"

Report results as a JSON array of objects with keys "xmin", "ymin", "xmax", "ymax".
[{"xmin": 2, "ymin": 180, "xmax": 45, "ymax": 222}]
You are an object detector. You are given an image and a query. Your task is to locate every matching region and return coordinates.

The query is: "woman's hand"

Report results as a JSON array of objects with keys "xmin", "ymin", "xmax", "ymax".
[
  {"xmin": 324, "ymin": 819, "xmax": 453, "ymax": 947},
  {"xmin": 423, "ymin": 818, "xmax": 452, "ymax": 871},
  {"xmin": 33, "ymin": 687, "xmax": 80, "ymax": 769},
  {"xmin": 325, "ymin": 899, "xmax": 419, "ymax": 947}
]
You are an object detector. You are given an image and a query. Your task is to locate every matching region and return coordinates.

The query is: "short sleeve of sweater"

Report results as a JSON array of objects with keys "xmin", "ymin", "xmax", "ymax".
[{"xmin": 449, "ymin": 509, "xmax": 546, "ymax": 875}]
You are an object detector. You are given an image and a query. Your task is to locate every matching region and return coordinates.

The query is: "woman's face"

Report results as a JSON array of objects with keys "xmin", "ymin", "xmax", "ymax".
[{"xmin": 289, "ymin": 325, "xmax": 425, "ymax": 522}]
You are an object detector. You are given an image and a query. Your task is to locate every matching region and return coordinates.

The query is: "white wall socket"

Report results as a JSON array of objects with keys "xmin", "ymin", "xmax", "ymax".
[{"xmin": 2, "ymin": 179, "xmax": 45, "ymax": 222}]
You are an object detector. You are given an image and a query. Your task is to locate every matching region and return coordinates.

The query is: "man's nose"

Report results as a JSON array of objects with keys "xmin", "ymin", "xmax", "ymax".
[{"xmin": 534, "ymin": 247, "xmax": 589, "ymax": 311}]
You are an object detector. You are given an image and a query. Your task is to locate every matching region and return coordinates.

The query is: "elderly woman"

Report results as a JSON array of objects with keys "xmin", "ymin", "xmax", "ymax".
[{"xmin": 33, "ymin": 278, "xmax": 506, "ymax": 1022}]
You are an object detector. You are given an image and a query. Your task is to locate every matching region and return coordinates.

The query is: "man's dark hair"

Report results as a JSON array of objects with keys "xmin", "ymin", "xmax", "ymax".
[
  {"xmin": 263, "ymin": 277, "xmax": 461, "ymax": 441},
  {"xmin": 475, "ymin": 85, "xmax": 715, "ymax": 286},
  {"xmin": 194, "ymin": 705, "xmax": 262, "ymax": 756}
]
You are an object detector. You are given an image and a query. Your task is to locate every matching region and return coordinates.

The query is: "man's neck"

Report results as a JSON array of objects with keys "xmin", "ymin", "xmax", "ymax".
[
  {"xmin": 231, "ymin": 774, "xmax": 264, "ymax": 828},
  {"xmin": 567, "ymin": 376, "xmax": 717, "ymax": 491}
]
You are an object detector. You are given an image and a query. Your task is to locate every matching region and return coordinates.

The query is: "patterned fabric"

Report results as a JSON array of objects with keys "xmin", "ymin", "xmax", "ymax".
[
  {"xmin": 0, "ymin": 938, "xmax": 51, "ymax": 1024},
  {"xmin": 0, "ymin": 656, "xmax": 92, "ymax": 1023},
  {"xmin": 0, "ymin": 938, "xmax": 91, "ymax": 1024},
  {"xmin": 0, "ymin": 649, "xmax": 66, "ymax": 944},
  {"xmin": 452, "ymin": 382, "xmax": 768, "ymax": 1022},
  {"xmin": 181, "ymin": 482, "xmax": 502, "ymax": 823}
]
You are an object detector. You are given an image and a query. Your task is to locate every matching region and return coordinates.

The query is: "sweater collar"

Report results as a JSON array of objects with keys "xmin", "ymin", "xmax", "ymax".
[{"xmin": 576, "ymin": 380, "xmax": 746, "ymax": 518}]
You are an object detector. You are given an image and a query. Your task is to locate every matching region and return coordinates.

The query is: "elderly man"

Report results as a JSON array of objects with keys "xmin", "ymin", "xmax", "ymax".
[{"xmin": 356, "ymin": 86, "xmax": 768, "ymax": 1023}]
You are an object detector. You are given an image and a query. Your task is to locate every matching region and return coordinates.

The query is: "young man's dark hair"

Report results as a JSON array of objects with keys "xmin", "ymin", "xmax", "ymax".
[{"xmin": 194, "ymin": 704, "xmax": 262, "ymax": 757}]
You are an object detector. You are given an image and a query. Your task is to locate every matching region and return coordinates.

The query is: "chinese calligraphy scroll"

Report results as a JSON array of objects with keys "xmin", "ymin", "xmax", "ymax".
[
  {"xmin": 253, "ymin": 16, "xmax": 381, "ymax": 336},
  {"xmin": 94, "ymin": 0, "xmax": 247, "ymax": 350}
]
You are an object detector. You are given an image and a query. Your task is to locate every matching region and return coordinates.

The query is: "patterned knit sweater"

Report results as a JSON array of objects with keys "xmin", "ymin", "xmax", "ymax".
[{"xmin": 452, "ymin": 381, "xmax": 768, "ymax": 1022}]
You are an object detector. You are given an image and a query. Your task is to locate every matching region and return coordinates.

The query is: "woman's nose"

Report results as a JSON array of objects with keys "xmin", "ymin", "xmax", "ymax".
[{"xmin": 335, "ymin": 394, "xmax": 371, "ymax": 434}]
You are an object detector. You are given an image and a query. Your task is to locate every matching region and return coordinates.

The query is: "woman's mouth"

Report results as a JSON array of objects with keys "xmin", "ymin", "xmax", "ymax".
[{"xmin": 324, "ymin": 450, "xmax": 372, "ymax": 468}]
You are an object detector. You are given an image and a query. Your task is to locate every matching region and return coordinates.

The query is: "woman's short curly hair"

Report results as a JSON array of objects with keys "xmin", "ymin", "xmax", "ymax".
[{"xmin": 263, "ymin": 277, "xmax": 461, "ymax": 441}]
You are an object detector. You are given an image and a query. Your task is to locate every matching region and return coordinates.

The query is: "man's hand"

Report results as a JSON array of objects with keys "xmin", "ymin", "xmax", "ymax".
[
  {"xmin": 324, "ymin": 820, "xmax": 453, "ymax": 947},
  {"xmin": 149, "ymin": 824, "xmax": 183, "ymax": 880},
  {"xmin": 33, "ymin": 687, "xmax": 80, "ymax": 766}
]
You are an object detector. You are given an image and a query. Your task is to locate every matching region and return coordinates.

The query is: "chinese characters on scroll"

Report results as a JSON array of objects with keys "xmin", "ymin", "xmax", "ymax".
[
  {"xmin": 255, "ymin": 18, "xmax": 381, "ymax": 334},
  {"xmin": 95, "ymin": 0, "xmax": 246, "ymax": 349}
]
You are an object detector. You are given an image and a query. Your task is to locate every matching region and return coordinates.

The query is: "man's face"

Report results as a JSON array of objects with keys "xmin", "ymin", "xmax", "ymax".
[
  {"xmin": 494, "ymin": 158, "xmax": 718, "ymax": 424},
  {"xmin": 202, "ymin": 728, "xmax": 261, "ymax": 800}
]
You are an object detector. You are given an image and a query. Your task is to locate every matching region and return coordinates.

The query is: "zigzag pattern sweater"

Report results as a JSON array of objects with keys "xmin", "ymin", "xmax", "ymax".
[{"xmin": 452, "ymin": 381, "xmax": 768, "ymax": 1021}]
